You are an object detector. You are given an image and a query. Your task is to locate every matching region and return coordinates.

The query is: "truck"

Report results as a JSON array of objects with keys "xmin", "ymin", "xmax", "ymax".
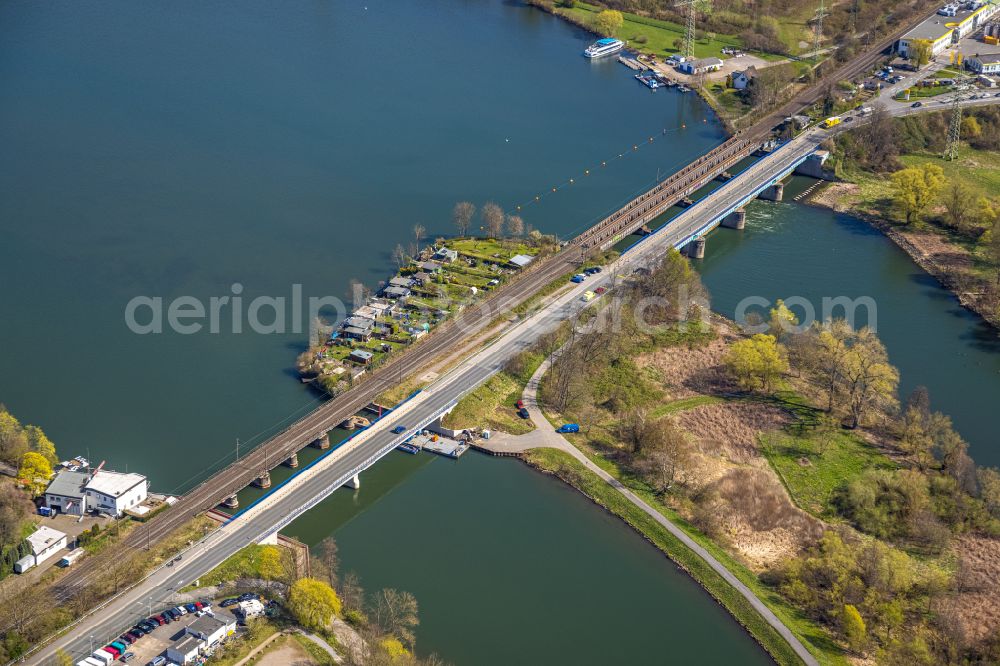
[
  {"xmin": 822, "ymin": 116, "xmax": 842, "ymax": 128},
  {"xmin": 59, "ymin": 548, "xmax": 85, "ymax": 567},
  {"xmin": 89, "ymin": 649, "xmax": 114, "ymax": 665},
  {"xmin": 858, "ymin": 106, "xmax": 873, "ymax": 116},
  {"xmin": 557, "ymin": 423, "xmax": 580, "ymax": 434}
]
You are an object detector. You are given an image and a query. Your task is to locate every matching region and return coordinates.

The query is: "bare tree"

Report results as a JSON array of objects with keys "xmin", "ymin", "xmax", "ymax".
[
  {"xmin": 392, "ymin": 243, "xmax": 407, "ymax": 270},
  {"xmin": 639, "ymin": 419, "xmax": 693, "ymax": 492},
  {"xmin": 319, "ymin": 536, "xmax": 339, "ymax": 586},
  {"xmin": 338, "ymin": 570, "xmax": 365, "ymax": 611},
  {"xmin": 413, "ymin": 224, "xmax": 426, "ymax": 249},
  {"xmin": 370, "ymin": 588, "xmax": 420, "ymax": 648},
  {"xmin": 481, "ymin": 202, "xmax": 505, "ymax": 238},
  {"xmin": 452, "ymin": 201, "xmax": 475, "ymax": 237},
  {"xmin": 506, "ymin": 214, "xmax": 525, "ymax": 236}
]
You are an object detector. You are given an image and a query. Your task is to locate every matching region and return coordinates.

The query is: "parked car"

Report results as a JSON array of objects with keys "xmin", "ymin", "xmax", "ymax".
[
  {"xmin": 185, "ymin": 603, "xmax": 198, "ymax": 613},
  {"xmin": 173, "ymin": 605, "xmax": 188, "ymax": 615},
  {"xmin": 517, "ymin": 407, "xmax": 530, "ymax": 419},
  {"xmin": 911, "ymin": 101, "xmax": 923, "ymax": 107},
  {"xmin": 515, "ymin": 399, "xmax": 524, "ymax": 409},
  {"xmin": 594, "ymin": 287, "xmax": 607, "ymax": 295},
  {"xmin": 121, "ymin": 653, "xmax": 134, "ymax": 663},
  {"xmin": 557, "ymin": 423, "xmax": 580, "ymax": 434},
  {"xmin": 581, "ymin": 291, "xmax": 595, "ymax": 302},
  {"xmin": 118, "ymin": 635, "xmax": 134, "ymax": 645},
  {"xmin": 149, "ymin": 657, "xmax": 166, "ymax": 666},
  {"xmin": 221, "ymin": 598, "xmax": 239, "ymax": 607},
  {"xmin": 570, "ymin": 274, "xmax": 586, "ymax": 284}
]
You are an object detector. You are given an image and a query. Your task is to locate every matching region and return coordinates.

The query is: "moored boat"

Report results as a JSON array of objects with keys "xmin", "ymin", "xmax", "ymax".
[{"xmin": 584, "ymin": 38, "xmax": 624, "ymax": 58}]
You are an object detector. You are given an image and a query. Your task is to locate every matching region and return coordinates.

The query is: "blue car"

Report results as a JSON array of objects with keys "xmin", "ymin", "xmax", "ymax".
[
  {"xmin": 570, "ymin": 274, "xmax": 586, "ymax": 284},
  {"xmin": 557, "ymin": 423, "xmax": 580, "ymax": 434},
  {"xmin": 391, "ymin": 425, "xmax": 406, "ymax": 434}
]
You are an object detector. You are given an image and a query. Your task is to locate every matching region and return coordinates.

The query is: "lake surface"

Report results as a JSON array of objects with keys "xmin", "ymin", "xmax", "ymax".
[
  {"xmin": 698, "ymin": 181, "xmax": 1000, "ymax": 467},
  {"xmin": 283, "ymin": 451, "xmax": 773, "ymax": 666},
  {"xmin": 0, "ymin": 0, "xmax": 724, "ymax": 489}
]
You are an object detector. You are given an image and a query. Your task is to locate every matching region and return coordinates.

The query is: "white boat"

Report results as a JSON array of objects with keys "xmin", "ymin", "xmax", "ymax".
[{"xmin": 584, "ymin": 38, "xmax": 624, "ymax": 58}]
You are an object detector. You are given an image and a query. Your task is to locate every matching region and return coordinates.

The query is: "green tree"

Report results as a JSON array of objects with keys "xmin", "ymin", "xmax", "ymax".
[
  {"xmin": 724, "ymin": 334, "xmax": 789, "ymax": 393},
  {"xmin": 54, "ymin": 648, "xmax": 74, "ymax": 666},
  {"xmin": 890, "ymin": 164, "xmax": 945, "ymax": 224},
  {"xmin": 593, "ymin": 9, "xmax": 624, "ymax": 36},
  {"xmin": 257, "ymin": 545, "xmax": 286, "ymax": 581},
  {"xmin": 942, "ymin": 180, "xmax": 975, "ymax": 232},
  {"xmin": 841, "ymin": 327, "xmax": 898, "ymax": 429},
  {"xmin": 961, "ymin": 115, "xmax": 982, "ymax": 138},
  {"xmin": 288, "ymin": 578, "xmax": 342, "ymax": 630},
  {"xmin": 17, "ymin": 451, "xmax": 52, "ymax": 496},
  {"xmin": 768, "ymin": 298, "xmax": 799, "ymax": 337},
  {"xmin": 842, "ymin": 604, "xmax": 867, "ymax": 652},
  {"xmin": 909, "ymin": 39, "xmax": 932, "ymax": 67}
]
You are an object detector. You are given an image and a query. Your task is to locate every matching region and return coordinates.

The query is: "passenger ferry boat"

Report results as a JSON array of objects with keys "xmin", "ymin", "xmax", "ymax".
[{"xmin": 584, "ymin": 37, "xmax": 624, "ymax": 58}]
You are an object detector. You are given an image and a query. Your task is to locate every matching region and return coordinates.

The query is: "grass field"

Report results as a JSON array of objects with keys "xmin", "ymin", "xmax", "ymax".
[
  {"xmin": 441, "ymin": 350, "xmax": 545, "ymax": 434},
  {"xmin": 525, "ymin": 447, "xmax": 847, "ymax": 666},
  {"xmin": 553, "ymin": 2, "xmax": 743, "ymax": 60},
  {"xmin": 762, "ymin": 429, "xmax": 895, "ymax": 517},
  {"xmin": 190, "ymin": 543, "xmax": 284, "ymax": 589}
]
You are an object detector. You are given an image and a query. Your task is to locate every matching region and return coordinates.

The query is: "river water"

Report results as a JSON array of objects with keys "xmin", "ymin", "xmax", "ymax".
[{"xmin": 1, "ymin": 0, "xmax": 997, "ymax": 662}]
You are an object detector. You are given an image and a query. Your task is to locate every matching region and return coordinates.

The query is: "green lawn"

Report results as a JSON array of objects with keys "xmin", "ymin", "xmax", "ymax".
[
  {"xmin": 525, "ymin": 448, "xmax": 847, "ymax": 666},
  {"xmin": 761, "ymin": 429, "xmax": 895, "ymax": 517},
  {"xmin": 554, "ymin": 2, "xmax": 742, "ymax": 60},
  {"xmin": 189, "ymin": 544, "xmax": 282, "ymax": 589},
  {"xmin": 441, "ymin": 350, "xmax": 545, "ymax": 434},
  {"xmin": 648, "ymin": 394, "xmax": 723, "ymax": 418},
  {"xmin": 899, "ymin": 147, "xmax": 1000, "ymax": 200}
]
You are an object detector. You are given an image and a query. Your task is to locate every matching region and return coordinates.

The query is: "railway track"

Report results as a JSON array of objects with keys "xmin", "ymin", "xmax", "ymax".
[{"xmin": 26, "ymin": 8, "xmax": 932, "ymax": 626}]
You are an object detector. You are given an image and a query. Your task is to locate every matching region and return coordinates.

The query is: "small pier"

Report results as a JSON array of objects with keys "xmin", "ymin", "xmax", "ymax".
[
  {"xmin": 617, "ymin": 55, "xmax": 645, "ymax": 71},
  {"xmin": 400, "ymin": 432, "xmax": 469, "ymax": 459}
]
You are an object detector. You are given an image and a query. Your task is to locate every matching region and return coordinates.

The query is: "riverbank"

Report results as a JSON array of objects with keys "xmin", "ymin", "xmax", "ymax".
[
  {"xmin": 498, "ymin": 250, "xmax": 1000, "ymax": 665},
  {"xmin": 809, "ymin": 179, "xmax": 1000, "ymax": 329}
]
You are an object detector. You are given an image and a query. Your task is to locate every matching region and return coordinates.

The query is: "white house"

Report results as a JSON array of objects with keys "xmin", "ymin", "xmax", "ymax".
[
  {"xmin": 731, "ymin": 67, "xmax": 757, "ymax": 90},
  {"xmin": 45, "ymin": 468, "xmax": 148, "ymax": 517},
  {"xmin": 15, "ymin": 525, "xmax": 67, "ymax": 572},
  {"xmin": 432, "ymin": 247, "xmax": 459, "ymax": 263},
  {"xmin": 84, "ymin": 470, "xmax": 148, "ymax": 517},
  {"xmin": 968, "ymin": 52, "xmax": 1000, "ymax": 74}
]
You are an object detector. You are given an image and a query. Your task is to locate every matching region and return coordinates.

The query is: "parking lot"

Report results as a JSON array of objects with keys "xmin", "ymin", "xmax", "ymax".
[{"xmin": 107, "ymin": 602, "xmax": 237, "ymax": 665}]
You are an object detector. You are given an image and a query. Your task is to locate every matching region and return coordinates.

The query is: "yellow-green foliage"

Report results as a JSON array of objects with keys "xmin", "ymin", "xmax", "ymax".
[{"xmin": 288, "ymin": 578, "xmax": 342, "ymax": 631}]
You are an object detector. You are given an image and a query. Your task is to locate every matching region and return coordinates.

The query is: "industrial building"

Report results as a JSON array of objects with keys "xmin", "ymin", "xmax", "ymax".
[{"xmin": 895, "ymin": 1, "xmax": 1000, "ymax": 58}]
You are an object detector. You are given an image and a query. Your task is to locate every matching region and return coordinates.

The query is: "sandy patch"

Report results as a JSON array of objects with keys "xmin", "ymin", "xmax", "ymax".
[
  {"xmin": 257, "ymin": 641, "xmax": 317, "ymax": 666},
  {"xmin": 809, "ymin": 182, "xmax": 861, "ymax": 212}
]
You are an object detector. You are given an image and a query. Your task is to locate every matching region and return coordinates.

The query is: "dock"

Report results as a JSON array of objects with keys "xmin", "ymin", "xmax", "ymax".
[
  {"xmin": 617, "ymin": 55, "xmax": 646, "ymax": 71},
  {"xmin": 635, "ymin": 73, "xmax": 661, "ymax": 90},
  {"xmin": 401, "ymin": 432, "xmax": 469, "ymax": 459}
]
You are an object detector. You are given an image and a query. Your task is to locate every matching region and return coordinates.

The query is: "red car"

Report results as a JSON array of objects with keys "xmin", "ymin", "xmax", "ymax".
[
  {"xmin": 515, "ymin": 399, "xmax": 525, "ymax": 409},
  {"xmin": 103, "ymin": 646, "xmax": 120, "ymax": 658},
  {"xmin": 594, "ymin": 287, "xmax": 607, "ymax": 295}
]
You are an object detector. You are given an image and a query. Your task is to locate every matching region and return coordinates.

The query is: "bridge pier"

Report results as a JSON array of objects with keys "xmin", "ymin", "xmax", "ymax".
[
  {"xmin": 685, "ymin": 237, "xmax": 706, "ymax": 259},
  {"xmin": 223, "ymin": 494, "xmax": 239, "ymax": 510},
  {"xmin": 721, "ymin": 209, "xmax": 746, "ymax": 230},
  {"xmin": 758, "ymin": 182, "xmax": 784, "ymax": 202},
  {"xmin": 312, "ymin": 432, "xmax": 331, "ymax": 450},
  {"xmin": 285, "ymin": 452, "xmax": 299, "ymax": 468},
  {"xmin": 344, "ymin": 473, "xmax": 361, "ymax": 490},
  {"xmin": 254, "ymin": 471, "xmax": 272, "ymax": 489}
]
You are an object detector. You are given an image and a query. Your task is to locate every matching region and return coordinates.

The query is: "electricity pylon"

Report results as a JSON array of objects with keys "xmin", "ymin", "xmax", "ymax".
[
  {"xmin": 676, "ymin": 0, "xmax": 698, "ymax": 60},
  {"xmin": 946, "ymin": 94, "xmax": 962, "ymax": 161},
  {"xmin": 813, "ymin": 0, "xmax": 828, "ymax": 62}
]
